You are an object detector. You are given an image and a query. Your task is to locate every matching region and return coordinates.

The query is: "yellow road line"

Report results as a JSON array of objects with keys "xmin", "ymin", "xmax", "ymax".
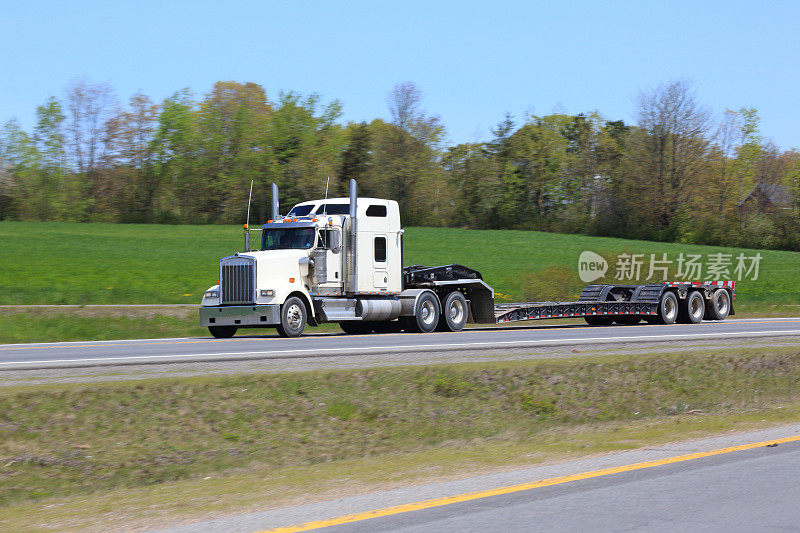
[{"xmin": 259, "ymin": 434, "xmax": 800, "ymax": 533}]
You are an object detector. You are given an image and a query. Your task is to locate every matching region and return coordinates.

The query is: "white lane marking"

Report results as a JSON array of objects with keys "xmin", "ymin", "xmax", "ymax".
[
  {"xmin": 2, "ymin": 317, "xmax": 798, "ymax": 349},
  {"xmin": 0, "ymin": 336, "xmax": 195, "ymax": 348},
  {"xmin": 3, "ymin": 329, "xmax": 800, "ymax": 367},
  {"xmin": 728, "ymin": 317, "xmax": 800, "ymax": 321}
]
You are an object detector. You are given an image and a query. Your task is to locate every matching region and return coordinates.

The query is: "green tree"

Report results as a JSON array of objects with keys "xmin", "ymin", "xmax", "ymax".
[
  {"xmin": 502, "ymin": 115, "xmax": 569, "ymax": 228},
  {"xmin": 0, "ymin": 119, "xmax": 41, "ymax": 219},
  {"xmin": 265, "ymin": 91, "xmax": 344, "ymax": 216},
  {"xmin": 197, "ymin": 81, "xmax": 272, "ymax": 222},
  {"xmin": 442, "ymin": 142, "xmax": 494, "ymax": 227},
  {"xmin": 152, "ymin": 89, "xmax": 200, "ymax": 221},
  {"xmin": 104, "ymin": 92, "xmax": 160, "ymax": 221},
  {"xmin": 628, "ymin": 80, "xmax": 712, "ymax": 236},
  {"xmin": 64, "ymin": 79, "xmax": 118, "ymax": 218},
  {"xmin": 374, "ymin": 82, "xmax": 451, "ymax": 225},
  {"xmin": 337, "ymin": 122, "xmax": 371, "ymax": 192}
]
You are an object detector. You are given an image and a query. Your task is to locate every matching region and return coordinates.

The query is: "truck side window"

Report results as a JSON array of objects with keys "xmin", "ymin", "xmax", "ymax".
[
  {"xmin": 318, "ymin": 228, "xmax": 341, "ymax": 251},
  {"xmin": 374, "ymin": 236, "xmax": 386, "ymax": 262},
  {"xmin": 366, "ymin": 204, "xmax": 387, "ymax": 217}
]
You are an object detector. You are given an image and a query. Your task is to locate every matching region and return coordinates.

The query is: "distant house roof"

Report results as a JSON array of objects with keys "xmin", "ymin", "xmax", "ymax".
[{"xmin": 737, "ymin": 183, "xmax": 791, "ymax": 208}]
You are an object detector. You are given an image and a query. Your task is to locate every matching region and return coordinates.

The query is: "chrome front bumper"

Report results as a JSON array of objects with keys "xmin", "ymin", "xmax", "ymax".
[{"xmin": 199, "ymin": 305, "xmax": 280, "ymax": 327}]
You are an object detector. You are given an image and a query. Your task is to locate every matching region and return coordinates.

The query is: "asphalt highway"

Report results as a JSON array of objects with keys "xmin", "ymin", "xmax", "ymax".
[
  {"xmin": 160, "ymin": 425, "xmax": 800, "ymax": 533},
  {"xmin": 1, "ymin": 317, "xmax": 799, "ymax": 370},
  {"xmin": 317, "ymin": 435, "xmax": 800, "ymax": 532}
]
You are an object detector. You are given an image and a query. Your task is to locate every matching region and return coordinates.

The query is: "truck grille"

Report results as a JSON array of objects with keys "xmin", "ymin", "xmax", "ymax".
[{"xmin": 220, "ymin": 257, "xmax": 255, "ymax": 304}]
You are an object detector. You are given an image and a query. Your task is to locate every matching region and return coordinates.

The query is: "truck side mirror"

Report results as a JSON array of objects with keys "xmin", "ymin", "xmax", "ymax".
[{"xmin": 329, "ymin": 230, "xmax": 341, "ymax": 254}]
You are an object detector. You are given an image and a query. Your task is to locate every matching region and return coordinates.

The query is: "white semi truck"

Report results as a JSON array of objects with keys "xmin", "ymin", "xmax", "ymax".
[{"xmin": 200, "ymin": 180, "xmax": 734, "ymax": 338}]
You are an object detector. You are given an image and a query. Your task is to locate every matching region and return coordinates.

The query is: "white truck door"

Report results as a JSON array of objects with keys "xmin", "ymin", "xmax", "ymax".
[{"xmin": 372, "ymin": 234, "xmax": 389, "ymax": 289}]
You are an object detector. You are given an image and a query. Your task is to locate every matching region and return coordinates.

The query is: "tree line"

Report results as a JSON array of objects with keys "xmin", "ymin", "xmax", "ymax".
[{"xmin": 1, "ymin": 79, "xmax": 798, "ymax": 250}]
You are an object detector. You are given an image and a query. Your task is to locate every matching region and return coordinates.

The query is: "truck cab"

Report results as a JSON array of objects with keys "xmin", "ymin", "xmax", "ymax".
[{"xmin": 200, "ymin": 180, "xmax": 468, "ymax": 338}]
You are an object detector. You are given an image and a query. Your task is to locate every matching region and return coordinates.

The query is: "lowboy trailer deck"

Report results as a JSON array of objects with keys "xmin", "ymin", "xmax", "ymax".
[{"xmin": 403, "ymin": 264, "xmax": 734, "ymax": 327}]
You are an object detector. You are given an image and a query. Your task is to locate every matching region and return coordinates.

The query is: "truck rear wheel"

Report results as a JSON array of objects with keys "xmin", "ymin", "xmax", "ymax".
[
  {"xmin": 706, "ymin": 289, "xmax": 730, "ymax": 321},
  {"xmin": 276, "ymin": 296, "xmax": 307, "ymax": 337},
  {"xmin": 405, "ymin": 291, "xmax": 440, "ymax": 333},
  {"xmin": 678, "ymin": 291, "xmax": 705, "ymax": 324},
  {"xmin": 208, "ymin": 326, "xmax": 237, "ymax": 338},
  {"xmin": 653, "ymin": 291, "xmax": 679, "ymax": 325},
  {"xmin": 437, "ymin": 291, "xmax": 468, "ymax": 332}
]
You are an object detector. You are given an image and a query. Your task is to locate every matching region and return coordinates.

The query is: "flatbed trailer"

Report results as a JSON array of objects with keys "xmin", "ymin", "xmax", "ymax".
[{"xmin": 403, "ymin": 264, "xmax": 735, "ymax": 326}]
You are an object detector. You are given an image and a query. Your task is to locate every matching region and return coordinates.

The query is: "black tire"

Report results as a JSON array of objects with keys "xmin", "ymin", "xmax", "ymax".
[
  {"xmin": 436, "ymin": 291, "xmax": 468, "ymax": 332},
  {"xmin": 654, "ymin": 291, "xmax": 679, "ymax": 325},
  {"xmin": 208, "ymin": 325, "xmax": 237, "ymax": 338},
  {"xmin": 407, "ymin": 291, "xmax": 440, "ymax": 333},
  {"xmin": 339, "ymin": 321, "xmax": 374, "ymax": 334},
  {"xmin": 706, "ymin": 289, "xmax": 730, "ymax": 321},
  {"xmin": 276, "ymin": 296, "xmax": 307, "ymax": 337},
  {"xmin": 614, "ymin": 315, "xmax": 641, "ymax": 325},
  {"xmin": 585, "ymin": 315, "xmax": 613, "ymax": 326},
  {"xmin": 678, "ymin": 290, "xmax": 705, "ymax": 324}
]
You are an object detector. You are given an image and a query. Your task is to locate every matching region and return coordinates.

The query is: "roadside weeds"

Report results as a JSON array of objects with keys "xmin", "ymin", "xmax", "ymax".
[{"xmin": 2, "ymin": 346, "xmax": 800, "ymax": 529}]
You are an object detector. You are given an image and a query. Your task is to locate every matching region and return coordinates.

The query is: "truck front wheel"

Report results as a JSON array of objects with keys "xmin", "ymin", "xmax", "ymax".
[
  {"xmin": 277, "ymin": 296, "xmax": 307, "ymax": 337},
  {"xmin": 208, "ymin": 326, "xmax": 237, "ymax": 338}
]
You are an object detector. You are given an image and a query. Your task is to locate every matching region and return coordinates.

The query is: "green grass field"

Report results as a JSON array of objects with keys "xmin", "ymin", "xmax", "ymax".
[{"xmin": 1, "ymin": 221, "xmax": 798, "ymax": 306}]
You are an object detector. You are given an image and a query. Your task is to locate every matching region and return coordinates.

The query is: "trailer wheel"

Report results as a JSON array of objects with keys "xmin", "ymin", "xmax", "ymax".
[
  {"xmin": 678, "ymin": 291, "xmax": 705, "ymax": 324},
  {"xmin": 436, "ymin": 291, "xmax": 468, "ymax": 332},
  {"xmin": 654, "ymin": 291, "xmax": 679, "ymax": 325},
  {"xmin": 339, "ymin": 321, "xmax": 374, "ymax": 334},
  {"xmin": 585, "ymin": 316, "xmax": 613, "ymax": 326},
  {"xmin": 406, "ymin": 291, "xmax": 440, "ymax": 333},
  {"xmin": 208, "ymin": 326, "xmax": 237, "ymax": 338},
  {"xmin": 276, "ymin": 296, "xmax": 307, "ymax": 337},
  {"xmin": 706, "ymin": 289, "xmax": 730, "ymax": 321}
]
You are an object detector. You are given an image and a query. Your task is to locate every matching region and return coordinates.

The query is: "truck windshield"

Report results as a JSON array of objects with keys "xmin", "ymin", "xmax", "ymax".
[{"xmin": 261, "ymin": 228, "xmax": 316, "ymax": 250}]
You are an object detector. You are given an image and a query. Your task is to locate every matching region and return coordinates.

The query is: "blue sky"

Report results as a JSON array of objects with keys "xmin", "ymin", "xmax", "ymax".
[{"xmin": 2, "ymin": 1, "xmax": 798, "ymax": 149}]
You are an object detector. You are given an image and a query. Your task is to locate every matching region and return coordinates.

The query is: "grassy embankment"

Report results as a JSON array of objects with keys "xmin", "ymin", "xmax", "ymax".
[
  {"xmin": 1, "ymin": 221, "xmax": 798, "ymax": 343},
  {"xmin": 2, "ymin": 348, "xmax": 800, "ymax": 530}
]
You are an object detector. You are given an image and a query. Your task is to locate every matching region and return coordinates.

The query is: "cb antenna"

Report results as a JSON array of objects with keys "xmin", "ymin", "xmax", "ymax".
[
  {"xmin": 322, "ymin": 176, "xmax": 330, "ymax": 216},
  {"xmin": 244, "ymin": 180, "xmax": 253, "ymax": 251}
]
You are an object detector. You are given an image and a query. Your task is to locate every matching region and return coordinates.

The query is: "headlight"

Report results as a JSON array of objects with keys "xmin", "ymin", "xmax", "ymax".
[
  {"xmin": 260, "ymin": 289, "xmax": 275, "ymax": 297},
  {"xmin": 204, "ymin": 290, "xmax": 219, "ymax": 299}
]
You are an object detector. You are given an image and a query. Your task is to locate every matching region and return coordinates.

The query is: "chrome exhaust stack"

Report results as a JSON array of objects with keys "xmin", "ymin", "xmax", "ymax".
[
  {"xmin": 271, "ymin": 183, "xmax": 279, "ymax": 221},
  {"xmin": 346, "ymin": 179, "xmax": 358, "ymax": 293}
]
